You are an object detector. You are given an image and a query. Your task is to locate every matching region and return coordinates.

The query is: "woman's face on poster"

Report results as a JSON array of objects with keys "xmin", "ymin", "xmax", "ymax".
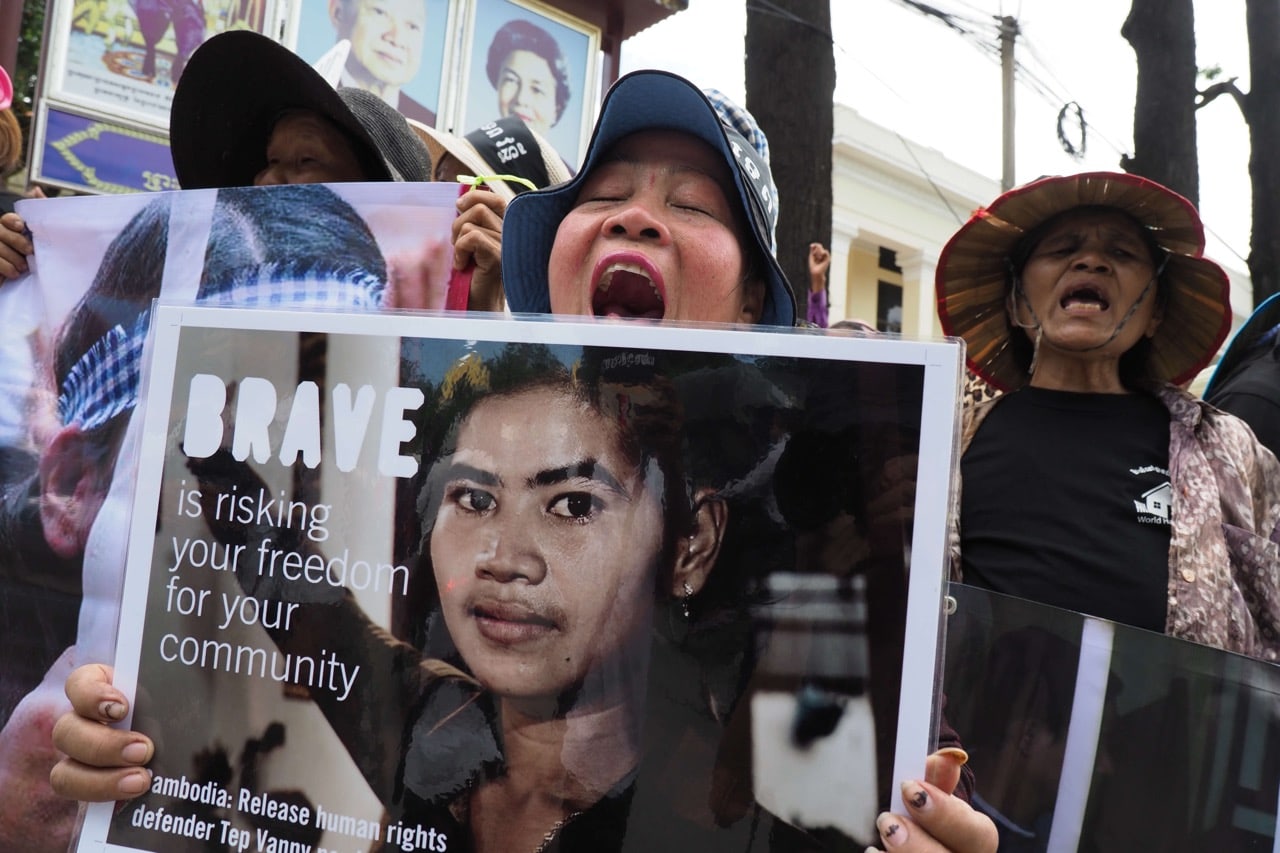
[
  {"xmin": 495, "ymin": 49, "xmax": 558, "ymax": 135},
  {"xmin": 343, "ymin": 0, "xmax": 427, "ymax": 87},
  {"xmin": 430, "ymin": 386, "xmax": 666, "ymax": 709}
]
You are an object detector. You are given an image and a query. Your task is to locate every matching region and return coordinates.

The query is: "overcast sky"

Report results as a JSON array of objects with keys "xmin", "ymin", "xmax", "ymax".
[{"xmin": 620, "ymin": 0, "xmax": 1252, "ymax": 272}]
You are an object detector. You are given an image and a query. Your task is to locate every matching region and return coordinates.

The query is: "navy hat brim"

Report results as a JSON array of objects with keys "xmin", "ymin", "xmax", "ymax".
[
  {"xmin": 1205, "ymin": 292, "xmax": 1280, "ymax": 396},
  {"xmin": 502, "ymin": 70, "xmax": 795, "ymax": 327}
]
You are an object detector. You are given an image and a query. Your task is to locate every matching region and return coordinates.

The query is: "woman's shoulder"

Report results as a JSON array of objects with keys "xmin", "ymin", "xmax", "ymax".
[{"xmin": 1161, "ymin": 384, "xmax": 1280, "ymax": 477}]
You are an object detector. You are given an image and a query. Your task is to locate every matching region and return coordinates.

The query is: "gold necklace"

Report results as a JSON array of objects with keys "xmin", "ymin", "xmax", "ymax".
[{"xmin": 532, "ymin": 809, "xmax": 584, "ymax": 853}]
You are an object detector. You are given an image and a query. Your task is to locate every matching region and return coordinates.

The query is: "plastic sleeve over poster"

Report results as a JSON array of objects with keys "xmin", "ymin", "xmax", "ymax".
[
  {"xmin": 75, "ymin": 307, "xmax": 963, "ymax": 853},
  {"xmin": 944, "ymin": 584, "xmax": 1280, "ymax": 851},
  {"xmin": 0, "ymin": 182, "xmax": 459, "ymax": 853}
]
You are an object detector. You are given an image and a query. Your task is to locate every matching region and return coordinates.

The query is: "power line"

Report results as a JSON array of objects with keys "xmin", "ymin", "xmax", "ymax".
[
  {"xmin": 896, "ymin": 133, "xmax": 967, "ymax": 225},
  {"xmin": 882, "ymin": 0, "xmax": 1132, "ymax": 163},
  {"xmin": 745, "ymin": 0, "xmax": 835, "ymax": 44}
]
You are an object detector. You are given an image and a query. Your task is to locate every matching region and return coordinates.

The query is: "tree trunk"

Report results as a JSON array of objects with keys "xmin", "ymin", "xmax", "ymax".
[
  {"xmin": 1244, "ymin": 0, "xmax": 1280, "ymax": 306},
  {"xmin": 1121, "ymin": 0, "xmax": 1199, "ymax": 205},
  {"xmin": 744, "ymin": 1, "xmax": 834, "ymax": 309}
]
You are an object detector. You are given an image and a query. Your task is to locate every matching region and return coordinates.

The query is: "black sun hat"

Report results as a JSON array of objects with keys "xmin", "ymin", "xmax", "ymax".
[
  {"xmin": 169, "ymin": 31, "xmax": 431, "ymax": 188},
  {"xmin": 936, "ymin": 171, "xmax": 1232, "ymax": 391}
]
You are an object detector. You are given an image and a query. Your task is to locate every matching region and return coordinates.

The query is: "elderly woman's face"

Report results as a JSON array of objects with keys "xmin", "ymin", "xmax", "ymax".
[
  {"xmin": 254, "ymin": 111, "xmax": 369, "ymax": 186},
  {"xmin": 430, "ymin": 387, "xmax": 666, "ymax": 708},
  {"xmin": 1012, "ymin": 208, "xmax": 1162, "ymax": 375},
  {"xmin": 496, "ymin": 49, "xmax": 557, "ymax": 136}
]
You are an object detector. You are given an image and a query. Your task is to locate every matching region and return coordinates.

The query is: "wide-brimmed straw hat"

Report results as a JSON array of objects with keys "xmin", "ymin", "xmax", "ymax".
[
  {"xmin": 936, "ymin": 171, "xmax": 1231, "ymax": 391},
  {"xmin": 408, "ymin": 115, "xmax": 572, "ymax": 201},
  {"xmin": 170, "ymin": 31, "xmax": 431, "ymax": 188}
]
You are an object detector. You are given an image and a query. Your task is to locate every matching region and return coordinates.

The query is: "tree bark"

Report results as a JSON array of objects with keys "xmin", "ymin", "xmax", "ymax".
[
  {"xmin": 744, "ymin": 1, "xmax": 835, "ymax": 310},
  {"xmin": 1121, "ymin": 0, "xmax": 1199, "ymax": 205},
  {"xmin": 1243, "ymin": 0, "xmax": 1280, "ymax": 306}
]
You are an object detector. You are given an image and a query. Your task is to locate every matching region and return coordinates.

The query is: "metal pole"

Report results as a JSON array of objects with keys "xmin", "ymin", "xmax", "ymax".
[{"xmin": 999, "ymin": 15, "xmax": 1018, "ymax": 191}]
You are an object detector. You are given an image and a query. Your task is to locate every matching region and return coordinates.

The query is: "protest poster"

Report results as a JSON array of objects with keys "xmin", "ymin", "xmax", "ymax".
[
  {"xmin": 945, "ymin": 584, "xmax": 1280, "ymax": 853},
  {"xmin": 0, "ymin": 183, "xmax": 461, "ymax": 852},
  {"xmin": 72, "ymin": 305, "xmax": 963, "ymax": 852}
]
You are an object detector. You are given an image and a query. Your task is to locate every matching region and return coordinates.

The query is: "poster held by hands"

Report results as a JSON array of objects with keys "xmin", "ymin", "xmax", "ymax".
[{"xmin": 76, "ymin": 306, "xmax": 963, "ymax": 852}]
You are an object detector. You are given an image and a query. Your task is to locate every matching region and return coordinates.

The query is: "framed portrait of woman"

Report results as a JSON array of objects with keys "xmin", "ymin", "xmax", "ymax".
[
  {"xmin": 458, "ymin": 0, "xmax": 598, "ymax": 169},
  {"xmin": 290, "ymin": 0, "xmax": 458, "ymax": 128}
]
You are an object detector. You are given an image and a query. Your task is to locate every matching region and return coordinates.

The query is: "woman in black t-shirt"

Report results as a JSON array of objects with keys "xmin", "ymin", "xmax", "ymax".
[{"xmin": 936, "ymin": 171, "xmax": 1280, "ymax": 662}]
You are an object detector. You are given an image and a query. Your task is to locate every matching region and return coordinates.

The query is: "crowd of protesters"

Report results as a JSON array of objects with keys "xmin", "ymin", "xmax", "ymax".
[{"xmin": 0, "ymin": 14, "xmax": 1276, "ymax": 853}]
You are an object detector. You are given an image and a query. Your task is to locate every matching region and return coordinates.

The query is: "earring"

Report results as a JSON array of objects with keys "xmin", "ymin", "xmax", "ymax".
[{"xmin": 681, "ymin": 581, "xmax": 693, "ymax": 619}]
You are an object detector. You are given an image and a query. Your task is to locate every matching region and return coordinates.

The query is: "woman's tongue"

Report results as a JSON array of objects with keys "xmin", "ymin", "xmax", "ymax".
[{"xmin": 592, "ymin": 269, "xmax": 665, "ymax": 319}]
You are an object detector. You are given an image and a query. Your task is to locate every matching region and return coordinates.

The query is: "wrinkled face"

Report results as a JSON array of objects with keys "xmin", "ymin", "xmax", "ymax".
[
  {"xmin": 343, "ymin": 0, "xmax": 426, "ymax": 86},
  {"xmin": 432, "ymin": 151, "xmax": 466, "ymax": 183},
  {"xmin": 430, "ymin": 387, "xmax": 665, "ymax": 708},
  {"xmin": 1012, "ymin": 208, "xmax": 1162, "ymax": 368},
  {"xmin": 547, "ymin": 130, "xmax": 763, "ymax": 324},
  {"xmin": 496, "ymin": 49, "xmax": 557, "ymax": 135},
  {"xmin": 254, "ymin": 111, "xmax": 369, "ymax": 185}
]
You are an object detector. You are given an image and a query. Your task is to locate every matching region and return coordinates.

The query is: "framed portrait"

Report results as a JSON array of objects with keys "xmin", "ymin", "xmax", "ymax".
[
  {"xmin": 31, "ymin": 0, "xmax": 284, "ymax": 192},
  {"xmin": 458, "ymin": 0, "xmax": 598, "ymax": 170},
  {"xmin": 72, "ymin": 303, "xmax": 962, "ymax": 852},
  {"xmin": 42, "ymin": 0, "xmax": 279, "ymax": 128},
  {"xmin": 290, "ymin": 0, "xmax": 458, "ymax": 128}
]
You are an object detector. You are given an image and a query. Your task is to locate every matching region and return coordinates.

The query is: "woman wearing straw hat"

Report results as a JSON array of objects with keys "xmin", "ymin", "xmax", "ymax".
[{"xmin": 937, "ymin": 171, "xmax": 1280, "ymax": 661}]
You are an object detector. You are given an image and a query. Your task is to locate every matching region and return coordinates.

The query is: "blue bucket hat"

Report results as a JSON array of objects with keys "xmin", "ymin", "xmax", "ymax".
[
  {"xmin": 502, "ymin": 70, "xmax": 795, "ymax": 327},
  {"xmin": 1205, "ymin": 292, "xmax": 1280, "ymax": 397}
]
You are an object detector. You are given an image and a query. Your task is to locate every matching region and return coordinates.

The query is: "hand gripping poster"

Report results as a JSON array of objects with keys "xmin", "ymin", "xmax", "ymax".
[
  {"xmin": 0, "ymin": 182, "xmax": 461, "ymax": 853},
  {"xmin": 73, "ymin": 305, "xmax": 964, "ymax": 853}
]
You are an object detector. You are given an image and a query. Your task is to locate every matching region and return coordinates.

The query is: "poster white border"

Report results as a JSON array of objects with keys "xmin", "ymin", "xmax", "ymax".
[{"xmin": 77, "ymin": 306, "xmax": 964, "ymax": 849}]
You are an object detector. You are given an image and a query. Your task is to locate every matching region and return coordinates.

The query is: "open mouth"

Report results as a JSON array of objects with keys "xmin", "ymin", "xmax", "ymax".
[
  {"xmin": 1060, "ymin": 285, "xmax": 1109, "ymax": 312},
  {"xmin": 591, "ymin": 260, "xmax": 665, "ymax": 319}
]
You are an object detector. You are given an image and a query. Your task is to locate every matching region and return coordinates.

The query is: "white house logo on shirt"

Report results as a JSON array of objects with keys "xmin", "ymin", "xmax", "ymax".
[{"xmin": 1133, "ymin": 481, "xmax": 1172, "ymax": 524}]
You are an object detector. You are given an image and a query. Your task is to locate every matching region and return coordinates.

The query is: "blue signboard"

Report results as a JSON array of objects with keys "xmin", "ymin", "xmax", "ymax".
[{"xmin": 38, "ymin": 107, "xmax": 177, "ymax": 194}]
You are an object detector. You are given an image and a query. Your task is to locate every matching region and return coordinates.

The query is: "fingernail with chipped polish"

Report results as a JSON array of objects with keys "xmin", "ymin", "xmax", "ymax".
[
  {"xmin": 903, "ymin": 780, "xmax": 931, "ymax": 811},
  {"xmin": 100, "ymin": 701, "xmax": 126, "ymax": 720},
  {"xmin": 876, "ymin": 812, "xmax": 907, "ymax": 848}
]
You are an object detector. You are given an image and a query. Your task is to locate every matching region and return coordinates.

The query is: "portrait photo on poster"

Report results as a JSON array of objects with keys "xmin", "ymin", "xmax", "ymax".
[
  {"xmin": 292, "ymin": 0, "xmax": 453, "ymax": 128},
  {"xmin": 0, "ymin": 183, "xmax": 462, "ymax": 853},
  {"xmin": 74, "ymin": 308, "xmax": 960, "ymax": 853},
  {"xmin": 51, "ymin": 0, "xmax": 267, "ymax": 127},
  {"xmin": 461, "ymin": 0, "xmax": 596, "ymax": 170}
]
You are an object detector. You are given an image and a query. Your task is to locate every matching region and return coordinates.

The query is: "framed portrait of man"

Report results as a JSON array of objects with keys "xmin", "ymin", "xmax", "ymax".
[
  {"xmin": 458, "ymin": 0, "xmax": 598, "ymax": 169},
  {"xmin": 290, "ymin": 0, "xmax": 456, "ymax": 128}
]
